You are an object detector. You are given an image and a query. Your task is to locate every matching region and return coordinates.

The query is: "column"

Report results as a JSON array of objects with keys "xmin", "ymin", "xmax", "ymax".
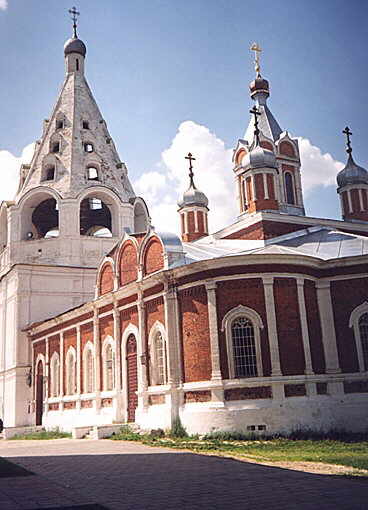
[
  {"xmin": 262, "ymin": 276, "xmax": 282, "ymax": 377},
  {"xmin": 113, "ymin": 302, "xmax": 123, "ymax": 421},
  {"xmin": 205, "ymin": 281, "xmax": 222, "ymax": 381},
  {"xmin": 296, "ymin": 278, "xmax": 314, "ymax": 376},
  {"xmin": 76, "ymin": 325, "xmax": 81, "ymax": 410},
  {"xmin": 263, "ymin": 173, "xmax": 269, "ymax": 199},
  {"xmin": 45, "ymin": 337, "xmax": 50, "ymax": 412},
  {"xmin": 93, "ymin": 307, "xmax": 101, "ymax": 412},
  {"xmin": 163, "ymin": 284, "xmax": 182, "ymax": 422},
  {"xmin": 137, "ymin": 296, "xmax": 148, "ymax": 409},
  {"xmin": 316, "ymin": 281, "xmax": 341, "ymax": 374},
  {"xmin": 347, "ymin": 190, "xmax": 353, "ymax": 213},
  {"xmin": 59, "ymin": 331, "xmax": 64, "ymax": 411}
]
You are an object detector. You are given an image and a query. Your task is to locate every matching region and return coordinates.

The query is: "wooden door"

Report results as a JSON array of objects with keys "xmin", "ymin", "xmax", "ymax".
[
  {"xmin": 126, "ymin": 335, "xmax": 138, "ymax": 422},
  {"xmin": 35, "ymin": 360, "xmax": 44, "ymax": 426}
]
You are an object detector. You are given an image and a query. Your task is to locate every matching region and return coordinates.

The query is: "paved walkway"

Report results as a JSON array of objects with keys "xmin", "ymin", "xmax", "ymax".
[{"xmin": 0, "ymin": 439, "xmax": 367, "ymax": 510}]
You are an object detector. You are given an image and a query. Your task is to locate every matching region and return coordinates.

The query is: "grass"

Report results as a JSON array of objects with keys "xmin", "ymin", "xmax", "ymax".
[
  {"xmin": 110, "ymin": 426, "xmax": 368, "ymax": 472},
  {"xmin": 8, "ymin": 428, "xmax": 71, "ymax": 440}
]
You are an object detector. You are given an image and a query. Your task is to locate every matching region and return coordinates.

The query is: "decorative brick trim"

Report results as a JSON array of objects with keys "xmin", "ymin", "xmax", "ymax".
[
  {"xmin": 284, "ymin": 384, "xmax": 306, "ymax": 397},
  {"xmin": 101, "ymin": 397, "xmax": 113, "ymax": 407},
  {"xmin": 344, "ymin": 380, "xmax": 368, "ymax": 394},
  {"xmin": 316, "ymin": 382, "xmax": 327, "ymax": 395},
  {"xmin": 184, "ymin": 391, "xmax": 211, "ymax": 403},
  {"xmin": 224, "ymin": 386, "xmax": 272, "ymax": 401},
  {"xmin": 81, "ymin": 400, "xmax": 93, "ymax": 408},
  {"xmin": 64, "ymin": 401, "xmax": 76, "ymax": 409},
  {"xmin": 148, "ymin": 394, "xmax": 165, "ymax": 405}
]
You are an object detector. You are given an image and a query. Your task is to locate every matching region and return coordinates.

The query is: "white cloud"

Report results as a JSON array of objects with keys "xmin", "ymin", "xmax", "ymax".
[
  {"xmin": 298, "ymin": 137, "xmax": 343, "ymax": 195},
  {"xmin": 0, "ymin": 1, "xmax": 8, "ymax": 11},
  {"xmin": 0, "ymin": 143, "xmax": 35, "ymax": 201},
  {"xmin": 135, "ymin": 122, "xmax": 345, "ymax": 234}
]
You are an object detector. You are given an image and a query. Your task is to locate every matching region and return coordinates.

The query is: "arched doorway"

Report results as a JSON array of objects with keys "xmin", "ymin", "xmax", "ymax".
[
  {"xmin": 126, "ymin": 334, "xmax": 138, "ymax": 422},
  {"xmin": 35, "ymin": 360, "xmax": 44, "ymax": 426}
]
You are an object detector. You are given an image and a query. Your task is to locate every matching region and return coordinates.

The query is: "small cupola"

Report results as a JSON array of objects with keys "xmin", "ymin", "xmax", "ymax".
[
  {"xmin": 178, "ymin": 153, "xmax": 209, "ymax": 242},
  {"xmin": 64, "ymin": 7, "xmax": 86, "ymax": 74},
  {"xmin": 337, "ymin": 126, "xmax": 368, "ymax": 222}
]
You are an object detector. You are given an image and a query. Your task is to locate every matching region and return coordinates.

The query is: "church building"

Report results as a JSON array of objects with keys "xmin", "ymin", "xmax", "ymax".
[{"xmin": 1, "ymin": 22, "xmax": 367, "ymax": 436}]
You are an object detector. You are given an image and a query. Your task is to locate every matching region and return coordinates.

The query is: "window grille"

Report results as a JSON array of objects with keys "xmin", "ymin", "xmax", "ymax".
[
  {"xmin": 66, "ymin": 351, "xmax": 76, "ymax": 395},
  {"xmin": 284, "ymin": 172, "xmax": 295, "ymax": 205},
  {"xmin": 50, "ymin": 355, "xmax": 60, "ymax": 397},
  {"xmin": 104, "ymin": 345, "xmax": 114, "ymax": 391},
  {"xmin": 155, "ymin": 332, "xmax": 167, "ymax": 385},
  {"xmin": 359, "ymin": 313, "xmax": 368, "ymax": 370},
  {"xmin": 84, "ymin": 348, "xmax": 94, "ymax": 393},
  {"xmin": 231, "ymin": 317, "xmax": 257, "ymax": 377}
]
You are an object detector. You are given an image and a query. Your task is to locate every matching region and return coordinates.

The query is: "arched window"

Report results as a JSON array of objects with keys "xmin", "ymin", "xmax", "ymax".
[
  {"xmin": 83, "ymin": 344, "xmax": 94, "ymax": 393},
  {"xmin": 49, "ymin": 352, "xmax": 60, "ymax": 397},
  {"xmin": 222, "ymin": 305, "xmax": 264, "ymax": 379},
  {"xmin": 231, "ymin": 317, "xmax": 257, "ymax": 378},
  {"xmin": 103, "ymin": 341, "xmax": 114, "ymax": 391},
  {"xmin": 284, "ymin": 172, "xmax": 295, "ymax": 205},
  {"xmin": 65, "ymin": 348, "xmax": 76, "ymax": 395},
  {"xmin": 150, "ymin": 331, "xmax": 167, "ymax": 386},
  {"xmin": 359, "ymin": 313, "xmax": 368, "ymax": 370}
]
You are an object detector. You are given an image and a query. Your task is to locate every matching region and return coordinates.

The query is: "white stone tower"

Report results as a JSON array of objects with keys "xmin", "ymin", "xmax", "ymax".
[{"xmin": 0, "ymin": 17, "xmax": 149, "ymax": 428}]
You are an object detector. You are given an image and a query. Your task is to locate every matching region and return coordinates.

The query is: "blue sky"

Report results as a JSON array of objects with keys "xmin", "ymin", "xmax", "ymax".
[{"xmin": 0, "ymin": 0, "xmax": 367, "ymax": 231}]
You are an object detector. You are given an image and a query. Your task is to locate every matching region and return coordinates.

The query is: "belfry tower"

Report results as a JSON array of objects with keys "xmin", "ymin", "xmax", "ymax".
[
  {"xmin": 233, "ymin": 44, "xmax": 305, "ymax": 217},
  {"xmin": 0, "ymin": 12, "xmax": 149, "ymax": 428}
]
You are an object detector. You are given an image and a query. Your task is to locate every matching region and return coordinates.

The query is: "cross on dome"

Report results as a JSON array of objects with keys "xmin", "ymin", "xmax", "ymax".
[
  {"xmin": 343, "ymin": 126, "xmax": 353, "ymax": 154},
  {"xmin": 185, "ymin": 152, "xmax": 196, "ymax": 188},
  {"xmin": 250, "ymin": 42, "xmax": 262, "ymax": 77},
  {"xmin": 69, "ymin": 6, "xmax": 80, "ymax": 38},
  {"xmin": 249, "ymin": 105, "xmax": 261, "ymax": 145}
]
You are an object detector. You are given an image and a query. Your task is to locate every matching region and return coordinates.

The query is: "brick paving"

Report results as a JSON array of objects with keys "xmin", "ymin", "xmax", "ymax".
[{"xmin": 0, "ymin": 439, "xmax": 366, "ymax": 509}]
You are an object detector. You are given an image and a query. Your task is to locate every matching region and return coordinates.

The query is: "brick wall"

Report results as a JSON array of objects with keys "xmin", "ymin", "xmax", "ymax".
[
  {"xmin": 99, "ymin": 263, "xmax": 114, "ymax": 295},
  {"xmin": 179, "ymin": 285, "xmax": 211, "ymax": 382},
  {"xmin": 331, "ymin": 278, "xmax": 368, "ymax": 372},
  {"xmin": 216, "ymin": 279, "xmax": 271, "ymax": 378},
  {"xmin": 274, "ymin": 278, "xmax": 305, "ymax": 375},
  {"xmin": 304, "ymin": 280, "xmax": 325, "ymax": 373},
  {"xmin": 145, "ymin": 297, "xmax": 165, "ymax": 384},
  {"xmin": 119, "ymin": 241, "xmax": 138, "ymax": 286},
  {"xmin": 143, "ymin": 238, "xmax": 164, "ymax": 276}
]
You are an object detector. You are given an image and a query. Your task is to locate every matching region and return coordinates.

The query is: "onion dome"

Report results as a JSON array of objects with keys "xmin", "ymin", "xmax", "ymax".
[
  {"xmin": 178, "ymin": 185, "xmax": 208, "ymax": 209},
  {"xmin": 242, "ymin": 144, "xmax": 277, "ymax": 170},
  {"xmin": 178, "ymin": 152, "xmax": 209, "ymax": 209},
  {"xmin": 64, "ymin": 37, "xmax": 87, "ymax": 57},
  {"xmin": 249, "ymin": 76, "xmax": 270, "ymax": 99},
  {"xmin": 337, "ymin": 154, "xmax": 368, "ymax": 188}
]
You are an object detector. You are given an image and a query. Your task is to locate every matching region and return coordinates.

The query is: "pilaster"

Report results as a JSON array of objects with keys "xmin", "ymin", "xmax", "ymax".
[
  {"xmin": 296, "ymin": 278, "xmax": 314, "ymax": 375},
  {"xmin": 262, "ymin": 276, "xmax": 282, "ymax": 376},
  {"xmin": 316, "ymin": 281, "xmax": 341, "ymax": 374},
  {"xmin": 93, "ymin": 306, "xmax": 101, "ymax": 412}
]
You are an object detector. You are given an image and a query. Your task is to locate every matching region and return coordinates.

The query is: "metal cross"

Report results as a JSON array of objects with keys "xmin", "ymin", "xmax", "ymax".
[
  {"xmin": 250, "ymin": 42, "xmax": 262, "ymax": 76},
  {"xmin": 342, "ymin": 126, "xmax": 353, "ymax": 154},
  {"xmin": 250, "ymin": 106, "xmax": 261, "ymax": 145},
  {"xmin": 69, "ymin": 6, "xmax": 80, "ymax": 38},
  {"xmin": 185, "ymin": 152, "xmax": 196, "ymax": 187}
]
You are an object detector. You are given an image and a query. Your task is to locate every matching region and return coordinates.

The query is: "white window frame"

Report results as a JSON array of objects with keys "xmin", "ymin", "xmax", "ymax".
[
  {"xmin": 349, "ymin": 301, "xmax": 368, "ymax": 372},
  {"xmin": 148, "ymin": 321, "xmax": 168, "ymax": 386},
  {"xmin": 221, "ymin": 305, "xmax": 264, "ymax": 379},
  {"xmin": 82, "ymin": 342, "xmax": 95, "ymax": 394},
  {"xmin": 49, "ymin": 352, "xmax": 60, "ymax": 397},
  {"xmin": 102, "ymin": 336, "xmax": 115, "ymax": 391},
  {"xmin": 65, "ymin": 347, "xmax": 77, "ymax": 395}
]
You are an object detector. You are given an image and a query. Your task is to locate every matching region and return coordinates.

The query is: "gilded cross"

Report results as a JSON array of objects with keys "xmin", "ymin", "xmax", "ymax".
[
  {"xmin": 185, "ymin": 152, "xmax": 196, "ymax": 187},
  {"xmin": 69, "ymin": 6, "xmax": 80, "ymax": 38},
  {"xmin": 250, "ymin": 42, "xmax": 262, "ymax": 76},
  {"xmin": 342, "ymin": 126, "xmax": 353, "ymax": 154},
  {"xmin": 250, "ymin": 106, "xmax": 261, "ymax": 145}
]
